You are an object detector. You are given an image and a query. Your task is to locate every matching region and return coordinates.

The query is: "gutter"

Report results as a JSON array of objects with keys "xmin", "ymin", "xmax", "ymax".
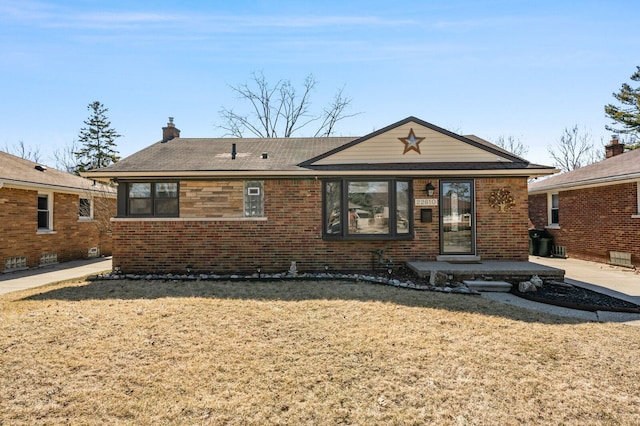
[
  {"xmin": 83, "ymin": 167, "xmax": 558, "ymax": 181},
  {"xmin": 0, "ymin": 178, "xmax": 116, "ymax": 197},
  {"xmin": 529, "ymin": 173, "xmax": 640, "ymax": 194}
]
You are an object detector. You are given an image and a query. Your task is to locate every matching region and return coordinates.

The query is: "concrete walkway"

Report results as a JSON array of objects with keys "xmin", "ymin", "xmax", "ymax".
[
  {"xmin": 482, "ymin": 256, "xmax": 640, "ymax": 325},
  {"xmin": 0, "ymin": 257, "xmax": 112, "ymax": 295}
]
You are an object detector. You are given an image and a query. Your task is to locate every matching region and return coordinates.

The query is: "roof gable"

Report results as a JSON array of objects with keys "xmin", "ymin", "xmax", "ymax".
[{"xmin": 300, "ymin": 116, "xmax": 525, "ymax": 167}]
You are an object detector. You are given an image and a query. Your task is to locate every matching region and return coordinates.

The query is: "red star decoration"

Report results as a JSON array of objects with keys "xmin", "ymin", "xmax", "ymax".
[{"xmin": 398, "ymin": 128, "xmax": 425, "ymax": 154}]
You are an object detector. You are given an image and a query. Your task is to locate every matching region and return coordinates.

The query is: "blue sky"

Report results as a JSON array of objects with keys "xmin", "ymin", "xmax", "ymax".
[{"xmin": 1, "ymin": 0, "xmax": 638, "ymax": 167}]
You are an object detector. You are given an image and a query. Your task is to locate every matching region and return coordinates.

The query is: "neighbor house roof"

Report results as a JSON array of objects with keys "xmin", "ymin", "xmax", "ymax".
[
  {"xmin": 0, "ymin": 151, "xmax": 116, "ymax": 195},
  {"xmin": 83, "ymin": 116, "xmax": 557, "ymax": 180},
  {"xmin": 528, "ymin": 148, "xmax": 640, "ymax": 194}
]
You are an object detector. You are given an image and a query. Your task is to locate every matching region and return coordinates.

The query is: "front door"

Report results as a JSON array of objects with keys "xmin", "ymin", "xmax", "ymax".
[{"xmin": 440, "ymin": 180, "xmax": 475, "ymax": 255}]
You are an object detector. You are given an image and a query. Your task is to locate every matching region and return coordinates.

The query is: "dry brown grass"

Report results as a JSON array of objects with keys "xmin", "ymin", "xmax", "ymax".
[{"xmin": 1, "ymin": 277, "xmax": 639, "ymax": 425}]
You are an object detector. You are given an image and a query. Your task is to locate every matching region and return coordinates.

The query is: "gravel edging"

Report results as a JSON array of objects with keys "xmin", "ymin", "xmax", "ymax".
[{"xmin": 88, "ymin": 271, "xmax": 481, "ymax": 295}]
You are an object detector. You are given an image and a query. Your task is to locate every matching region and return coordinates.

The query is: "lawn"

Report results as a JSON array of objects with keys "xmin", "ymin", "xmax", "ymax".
[{"xmin": 1, "ymin": 277, "xmax": 639, "ymax": 425}]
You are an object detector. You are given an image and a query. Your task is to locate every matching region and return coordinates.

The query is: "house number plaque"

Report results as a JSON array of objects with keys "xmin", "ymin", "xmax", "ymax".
[{"xmin": 415, "ymin": 198, "xmax": 438, "ymax": 206}]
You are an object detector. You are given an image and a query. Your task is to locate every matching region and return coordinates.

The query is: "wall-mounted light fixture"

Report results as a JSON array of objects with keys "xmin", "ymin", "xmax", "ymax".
[{"xmin": 425, "ymin": 182, "xmax": 435, "ymax": 197}]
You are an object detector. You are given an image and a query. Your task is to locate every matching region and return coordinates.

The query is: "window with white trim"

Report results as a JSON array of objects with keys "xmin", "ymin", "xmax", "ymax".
[
  {"xmin": 636, "ymin": 181, "xmax": 640, "ymax": 216},
  {"xmin": 549, "ymin": 193, "xmax": 559, "ymax": 225},
  {"xmin": 37, "ymin": 193, "xmax": 53, "ymax": 230},
  {"xmin": 79, "ymin": 197, "xmax": 93, "ymax": 219}
]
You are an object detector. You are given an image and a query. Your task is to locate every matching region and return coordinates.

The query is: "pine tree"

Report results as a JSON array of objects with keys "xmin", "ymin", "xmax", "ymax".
[
  {"xmin": 75, "ymin": 101, "xmax": 121, "ymax": 174},
  {"xmin": 605, "ymin": 66, "xmax": 640, "ymax": 142}
]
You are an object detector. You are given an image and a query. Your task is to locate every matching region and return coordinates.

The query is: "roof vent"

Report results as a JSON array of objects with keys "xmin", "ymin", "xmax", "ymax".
[
  {"xmin": 34, "ymin": 164, "xmax": 47, "ymax": 172},
  {"xmin": 262, "ymin": 152, "xmax": 268, "ymax": 159}
]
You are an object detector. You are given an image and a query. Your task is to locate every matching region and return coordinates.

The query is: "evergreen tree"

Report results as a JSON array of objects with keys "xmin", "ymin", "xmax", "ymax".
[
  {"xmin": 605, "ymin": 66, "xmax": 640, "ymax": 144},
  {"xmin": 75, "ymin": 101, "xmax": 121, "ymax": 174}
]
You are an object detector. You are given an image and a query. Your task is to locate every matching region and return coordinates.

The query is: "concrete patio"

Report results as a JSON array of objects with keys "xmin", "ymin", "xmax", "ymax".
[{"xmin": 406, "ymin": 259, "xmax": 564, "ymax": 282}]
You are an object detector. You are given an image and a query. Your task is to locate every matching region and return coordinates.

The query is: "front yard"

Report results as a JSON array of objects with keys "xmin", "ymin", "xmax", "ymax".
[{"xmin": 1, "ymin": 278, "xmax": 639, "ymax": 425}]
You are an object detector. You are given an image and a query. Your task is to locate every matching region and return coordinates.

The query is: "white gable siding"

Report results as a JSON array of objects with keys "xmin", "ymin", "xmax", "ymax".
[{"xmin": 313, "ymin": 122, "xmax": 508, "ymax": 165}]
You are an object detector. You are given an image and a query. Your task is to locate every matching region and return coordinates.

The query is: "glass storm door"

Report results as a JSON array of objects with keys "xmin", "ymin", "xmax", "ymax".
[{"xmin": 440, "ymin": 180, "xmax": 475, "ymax": 255}]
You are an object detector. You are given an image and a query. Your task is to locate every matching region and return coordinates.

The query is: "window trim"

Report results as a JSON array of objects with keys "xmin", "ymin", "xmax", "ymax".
[
  {"xmin": 119, "ymin": 181, "xmax": 180, "ymax": 218},
  {"xmin": 633, "ymin": 180, "xmax": 640, "ymax": 218},
  {"xmin": 547, "ymin": 192, "xmax": 560, "ymax": 228},
  {"xmin": 322, "ymin": 178, "xmax": 413, "ymax": 240},
  {"xmin": 37, "ymin": 192, "xmax": 53, "ymax": 232},
  {"xmin": 78, "ymin": 197, "xmax": 93, "ymax": 220}
]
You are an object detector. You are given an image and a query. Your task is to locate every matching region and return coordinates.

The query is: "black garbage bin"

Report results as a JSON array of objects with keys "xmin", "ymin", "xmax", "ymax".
[
  {"xmin": 538, "ymin": 237, "xmax": 552, "ymax": 257},
  {"xmin": 529, "ymin": 229, "xmax": 554, "ymax": 257},
  {"xmin": 528, "ymin": 229, "xmax": 541, "ymax": 255}
]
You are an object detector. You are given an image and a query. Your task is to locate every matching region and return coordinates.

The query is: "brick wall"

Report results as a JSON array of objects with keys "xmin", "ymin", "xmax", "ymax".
[
  {"xmin": 0, "ymin": 187, "xmax": 116, "ymax": 271},
  {"xmin": 476, "ymin": 177, "xmax": 529, "ymax": 260},
  {"xmin": 528, "ymin": 193, "xmax": 547, "ymax": 229},
  {"xmin": 537, "ymin": 183, "xmax": 640, "ymax": 266},
  {"xmin": 112, "ymin": 177, "xmax": 530, "ymax": 273}
]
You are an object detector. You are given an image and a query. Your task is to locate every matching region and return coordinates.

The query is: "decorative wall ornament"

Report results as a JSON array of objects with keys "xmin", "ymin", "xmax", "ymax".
[
  {"xmin": 489, "ymin": 187, "xmax": 516, "ymax": 213},
  {"xmin": 398, "ymin": 128, "xmax": 425, "ymax": 154}
]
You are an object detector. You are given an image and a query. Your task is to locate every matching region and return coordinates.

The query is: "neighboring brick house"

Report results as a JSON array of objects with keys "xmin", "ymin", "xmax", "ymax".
[
  {"xmin": 83, "ymin": 116, "xmax": 555, "ymax": 274},
  {"xmin": 0, "ymin": 152, "xmax": 117, "ymax": 272},
  {"xmin": 529, "ymin": 136, "xmax": 640, "ymax": 267}
]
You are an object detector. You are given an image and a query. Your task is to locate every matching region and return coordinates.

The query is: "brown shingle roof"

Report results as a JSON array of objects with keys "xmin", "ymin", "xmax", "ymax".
[
  {"xmin": 84, "ymin": 116, "xmax": 557, "ymax": 179},
  {"xmin": 529, "ymin": 148, "xmax": 640, "ymax": 192},
  {"xmin": 0, "ymin": 151, "xmax": 115, "ymax": 194},
  {"xmin": 97, "ymin": 137, "xmax": 356, "ymax": 173}
]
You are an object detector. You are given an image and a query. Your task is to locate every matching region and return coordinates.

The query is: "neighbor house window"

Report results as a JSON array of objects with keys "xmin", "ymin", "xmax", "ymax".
[
  {"xmin": 79, "ymin": 197, "xmax": 92, "ymax": 219},
  {"xmin": 244, "ymin": 181, "xmax": 264, "ymax": 217},
  {"xmin": 549, "ymin": 193, "xmax": 559, "ymax": 225},
  {"xmin": 124, "ymin": 182, "xmax": 179, "ymax": 217},
  {"xmin": 323, "ymin": 179, "xmax": 412, "ymax": 239},
  {"xmin": 37, "ymin": 193, "xmax": 52, "ymax": 230}
]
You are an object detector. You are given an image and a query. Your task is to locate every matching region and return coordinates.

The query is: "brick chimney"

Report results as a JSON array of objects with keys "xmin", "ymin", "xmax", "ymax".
[
  {"xmin": 162, "ymin": 117, "xmax": 180, "ymax": 142},
  {"xmin": 605, "ymin": 134, "xmax": 625, "ymax": 158}
]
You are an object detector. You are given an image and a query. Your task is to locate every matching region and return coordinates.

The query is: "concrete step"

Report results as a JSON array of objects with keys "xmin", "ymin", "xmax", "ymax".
[{"xmin": 463, "ymin": 280, "xmax": 512, "ymax": 292}]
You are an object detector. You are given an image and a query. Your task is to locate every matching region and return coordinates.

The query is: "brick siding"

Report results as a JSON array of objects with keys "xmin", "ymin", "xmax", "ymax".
[
  {"xmin": 528, "ymin": 193, "xmax": 547, "ymax": 229},
  {"xmin": 0, "ymin": 187, "xmax": 116, "ymax": 271},
  {"xmin": 528, "ymin": 182, "xmax": 640, "ymax": 266},
  {"xmin": 112, "ymin": 177, "xmax": 530, "ymax": 273}
]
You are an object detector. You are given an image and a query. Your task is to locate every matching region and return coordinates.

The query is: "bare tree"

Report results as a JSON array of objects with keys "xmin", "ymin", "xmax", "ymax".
[
  {"xmin": 314, "ymin": 87, "xmax": 354, "ymax": 137},
  {"xmin": 219, "ymin": 71, "xmax": 357, "ymax": 138},
  {"xmin": 547, "ymin": 125, "xmax": 601, "ymax": 172},
  {"xmin": 493, "ymin": 135, "xmax": 529, "ymax": 157},
  {"xmin": 2, "ymin": 140, "xmax": 42, "ymax": 162},
  {"xmin": 52, "ymin": 140, "xmax": 80, "ymax": 174},
  {"xmin": 80, "ymin": 184, "xmax": 117, "ymax": 256}
]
